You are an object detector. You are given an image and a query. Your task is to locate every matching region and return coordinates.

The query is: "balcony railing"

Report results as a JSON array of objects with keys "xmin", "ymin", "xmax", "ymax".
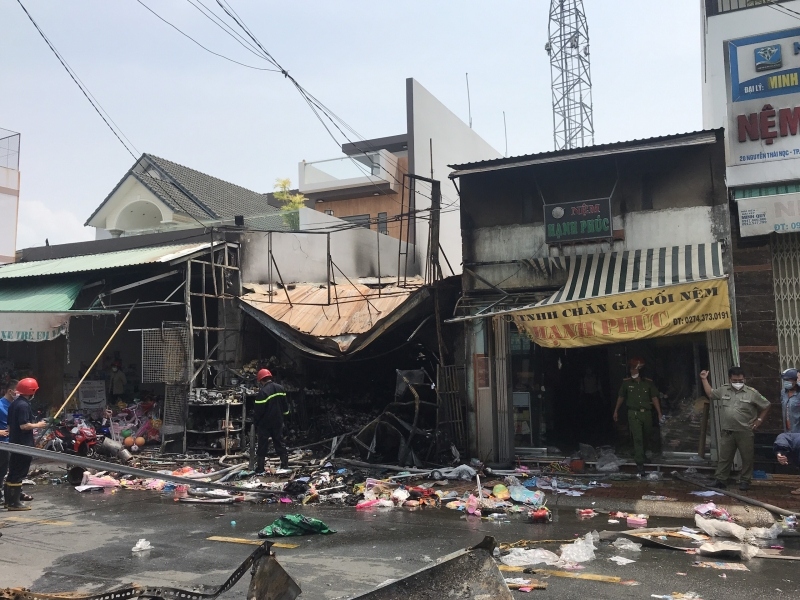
[
  {"xmin": 299, "ymin": 149, "xmax": 399, "ymax": 198},
  {"xmin": 706, "ymin": 0, "xmax": 792, "ymax": 16}
]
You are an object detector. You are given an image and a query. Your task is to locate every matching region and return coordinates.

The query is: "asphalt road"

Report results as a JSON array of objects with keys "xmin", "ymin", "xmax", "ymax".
[{"xmin": 1, "ymin": 484, "xmax": 799, "ymax": 599}]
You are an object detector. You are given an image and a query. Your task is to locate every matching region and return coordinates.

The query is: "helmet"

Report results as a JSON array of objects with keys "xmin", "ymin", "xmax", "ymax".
[
  {"xmin": 256, "ymin": 369, "xmax": 272, "ymax": 382},
  {"xmin": 782, "ymin": 368, "xmax": 798, "ymax": 380},
  {"xmin": 628, "ymin": 358, "xmax": 645, "ymax": 370},
  {"xmin": 16, "ymin": 377, "xmax": 39, "ymax": 396}
]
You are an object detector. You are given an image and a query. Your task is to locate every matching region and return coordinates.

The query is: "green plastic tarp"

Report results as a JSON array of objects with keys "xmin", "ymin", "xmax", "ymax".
[{"xmin": 257, "ymin": 514, "xmax": 336, "ymax": 538}]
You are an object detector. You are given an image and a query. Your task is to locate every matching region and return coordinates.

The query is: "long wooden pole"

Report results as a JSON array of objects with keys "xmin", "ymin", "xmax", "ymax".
[{"xmin": 53, "ymin": 301, "xmax": 138, "ymax": 422}]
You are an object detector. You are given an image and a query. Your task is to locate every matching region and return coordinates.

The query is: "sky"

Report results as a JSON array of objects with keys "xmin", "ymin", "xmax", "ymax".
[{"xmin": 1, "ymin": 0, "xmax": 703, "ymax": 249}]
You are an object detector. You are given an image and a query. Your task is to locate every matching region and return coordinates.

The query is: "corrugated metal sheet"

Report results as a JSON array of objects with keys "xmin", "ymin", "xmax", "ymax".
[
  {"xmin": 240, "ymin": 279, "xmax": 428, "ymax": 355},
  {"xmin": 0, "ymin": 280, "xmax": 83, "ymax": 312},
  {"xmin": 0, "ymin": 243, "xmax": 211, "ymax": 280},
  {"xmin": 448, "ymin": 129, "xmax": 722, "ymax": 178}
]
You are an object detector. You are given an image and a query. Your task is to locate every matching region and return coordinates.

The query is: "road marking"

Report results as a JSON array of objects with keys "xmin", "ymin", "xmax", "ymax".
[
  {"xmin": 207, "ymin": 535, "xmax": 299, "ymax": 549},
  {"xmin": 1, "ymin": 516, "xmax": 73, "ymax": 526}
]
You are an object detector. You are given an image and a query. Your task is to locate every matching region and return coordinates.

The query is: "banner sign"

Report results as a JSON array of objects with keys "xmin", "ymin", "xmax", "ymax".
[
  {"xmin": 0, "ymin": 312, "xmax": 71, "ymax": 342},
  {"xmin": 511, "ymin": 278, "xmax": 731, "ymax": 349},
  {"xmin": 726, "ymin": 27, "xmax": 800, "ymax": 167},
  {"xmin": 737, "ymin": 192, "xmax": 800, "ymax": 236},
  {"xmin": 544, "ymin": 198, "xmax": 612, "ymax": 244}
]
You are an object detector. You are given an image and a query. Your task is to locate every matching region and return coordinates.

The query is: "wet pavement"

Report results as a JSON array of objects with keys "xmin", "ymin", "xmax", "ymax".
[{"xmin": 1, "ymin": 483, "xmax": 800, "ymax": 599}]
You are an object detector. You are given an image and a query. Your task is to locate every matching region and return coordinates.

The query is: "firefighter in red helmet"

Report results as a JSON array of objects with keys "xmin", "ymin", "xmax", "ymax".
[
  {"xmin": 252, "ymin": 369, "xmax": 289, "ymax": 473},
  {"xmin": 6, "ymin": 378, "xmax": 47, "ymax": 510},
  {"xmin": 613, "ymin": 359, "xmax": 664, "ymax": 477}
]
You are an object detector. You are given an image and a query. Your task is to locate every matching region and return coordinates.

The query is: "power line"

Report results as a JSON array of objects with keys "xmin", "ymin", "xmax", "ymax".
[
  {"xmin": 186, "ymin": 0, "xmax": 272, "ymax": 60},
  {"xmin": 16, "ymin": 0, "xmax": 139, "ymax": 159},
  {"xmin": 762, "ymin": 0, "xmax": 800, "ymax": 21},
  {"xmin": 135, "ymin": 0, "xmax": 282, "ymax": 72}
]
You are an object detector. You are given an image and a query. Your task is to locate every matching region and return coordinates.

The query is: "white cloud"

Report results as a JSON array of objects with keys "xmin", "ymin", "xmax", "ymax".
[{"xmin": 16, "ymin": 199, "xmax": 95, "ymax": 250}]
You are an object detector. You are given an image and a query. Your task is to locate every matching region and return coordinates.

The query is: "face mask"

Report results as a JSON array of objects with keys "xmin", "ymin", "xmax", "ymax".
[
  {"xmin": 785, "ymin": 381, "xmax": 795, "ymax": 390},
  {"xmin": 112, "ymin": 368, "xmax": 118, "ymax": 372},
  {"xmin": 631, "ymin": 373, "xmax": 640, "ymax": 379},
  {"xmin": 731, "ymin": 382, "xmax": 745, "ymax": 391}
]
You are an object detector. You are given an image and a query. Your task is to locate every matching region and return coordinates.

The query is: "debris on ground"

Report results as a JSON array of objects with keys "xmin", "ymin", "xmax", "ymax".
[
  {"xmin": 257, "ymin": 514, "xmax": 336, "ymax": 537},
  {"xmin": 608, "ymin": 555, "xmax": 636, "ymax": 565},
  {"xmin": 692, "ymin": 561, "xmax": 750, "ymax": 571}
]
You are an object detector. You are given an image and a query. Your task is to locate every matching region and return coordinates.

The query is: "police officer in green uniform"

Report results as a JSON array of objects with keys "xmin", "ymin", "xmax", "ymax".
[
  {"xmin": 613, "ymin": 358, "xmax": 664, "ymax": 476},
  {"xmin": 700, "ymin": 366, "xmax": 770, "ymax": 491}
]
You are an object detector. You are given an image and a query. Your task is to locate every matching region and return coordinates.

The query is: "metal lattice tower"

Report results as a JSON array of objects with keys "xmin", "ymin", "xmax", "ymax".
[{"xmin": 546, "ymin": 0, "xmax": 594, "ymax": 150}]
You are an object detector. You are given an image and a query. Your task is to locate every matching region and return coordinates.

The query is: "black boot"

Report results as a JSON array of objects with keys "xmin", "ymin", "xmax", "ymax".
[
  {"xmin": 6, "ymin": 485, "xmax": 31, "ymax": 511},
  {"xmin": 279, "ymin": 453, "xmax": 289, "ymax": 470},
  {"xmin": 256, "ymin": 457, "xmax": 266, "ymax": 474}
]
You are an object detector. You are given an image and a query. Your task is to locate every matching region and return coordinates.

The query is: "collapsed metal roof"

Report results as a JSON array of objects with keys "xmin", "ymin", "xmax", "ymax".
[{"xmin": 239, "ymin": 279, "xmax": 429, "ymax": 358}]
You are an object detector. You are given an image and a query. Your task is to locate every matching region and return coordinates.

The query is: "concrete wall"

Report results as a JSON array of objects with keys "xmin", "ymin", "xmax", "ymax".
[
  {"xmin": 0, "ymin": 165, "xmax": 19, "ymax": 264},
  {"xmin": 241, "ymin": 207, "xmax": 415, "ymax": 284},
  {"xmin": 460, "ymin": 139, "xmax": 729, "ymax": 292},
  {"xmin": 407, "ymin": 79, "xmax": 502, "ymax": 277}
]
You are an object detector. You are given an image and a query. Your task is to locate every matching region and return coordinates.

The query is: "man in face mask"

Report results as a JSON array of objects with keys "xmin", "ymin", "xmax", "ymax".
[
  {"xmin": 613, "ymin": 358, "xmax": 664, "ymax": 476},
  {"xmin": 700, "ymin": 366, "xmax": 770, "ymax": 491},
  {"xmin": 6, "ymin": 377, "xmax": 47, "ymax": 510},
  {"xmin": 780, "ymin": 368, "xmax": 800, "ymax": 433}
]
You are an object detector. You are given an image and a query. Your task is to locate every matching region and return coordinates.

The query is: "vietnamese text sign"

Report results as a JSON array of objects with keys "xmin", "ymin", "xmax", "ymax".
[
  {"xmin": 511, "ymin": 279, "xmax": 731, "ymax": 349},
  {"xmin": 726, "ymin": 28, "xmax": 800, "ymax": 168},
  {"xmin": 737, "ymin": 192, "xmax": 800, "ymax": 236},
  {"xmin": 544, "ymin": 198, "xmax": 612, "ymax": 244}
]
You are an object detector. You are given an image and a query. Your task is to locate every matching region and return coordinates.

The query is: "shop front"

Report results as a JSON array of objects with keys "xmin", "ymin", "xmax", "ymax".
[{"xmin": 453, "ymin": 243, "xmax": 735, "ymax": 466}]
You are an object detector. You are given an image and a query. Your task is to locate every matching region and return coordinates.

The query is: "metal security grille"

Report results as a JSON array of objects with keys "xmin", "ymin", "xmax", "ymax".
[
  {"xmin": 772, "ymin": 233, "xmax": 800, "ymax": 370},
  {"xmin": 162, "ymin": 384, "xmax": 189, "ymax": 436},
  {"xmin": 141, "ymin": 322, "xmax": 189, "ymax": 384}
]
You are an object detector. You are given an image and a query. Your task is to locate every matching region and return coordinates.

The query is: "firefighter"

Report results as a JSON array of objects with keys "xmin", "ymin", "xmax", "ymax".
[
  {"xmin": 6, "ymin": 378, "xmax": 47, "ymax": 511},
  {"xmin": 253, "ymin": 369, "xmax": 289, "ymax": 473}
]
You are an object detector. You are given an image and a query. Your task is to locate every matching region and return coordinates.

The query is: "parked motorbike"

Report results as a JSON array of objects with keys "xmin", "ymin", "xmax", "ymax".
[{"xmin": 44, "ymin": 422, "xmax": 99, "ymax": 456}]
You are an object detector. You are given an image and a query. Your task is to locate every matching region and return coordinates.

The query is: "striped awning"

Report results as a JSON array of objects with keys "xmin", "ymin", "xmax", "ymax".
[
  {"xmin": 445, "ymin": 244, "xmax": 725, "ymax": 324},
  {"xmin": 538, "ymin": 243, "xmax": 724, "ymax": 306}
]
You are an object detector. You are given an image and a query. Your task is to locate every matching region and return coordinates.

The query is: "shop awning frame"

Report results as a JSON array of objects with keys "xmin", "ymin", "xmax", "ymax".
[{"xmin": 446, "ymin": 243, "xmax": 725, "ymax": 323}]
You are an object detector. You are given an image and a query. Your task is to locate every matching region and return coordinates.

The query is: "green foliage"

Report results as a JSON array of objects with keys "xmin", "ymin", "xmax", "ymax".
[{"xmin": 274, "ymin": 178, "xmax": 306, "ymax": 230}]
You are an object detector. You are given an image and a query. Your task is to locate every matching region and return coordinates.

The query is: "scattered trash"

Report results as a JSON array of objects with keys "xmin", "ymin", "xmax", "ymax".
[
  {"xmin": 257, "ymin": 514, "xmax": 336, "ymax": 537},
  {"xmin": 596, "ymin": 448, "xmax": 626, "ymax": 472},
  {"xmin": 692, "ymin": 561, "xmax": 750, "ymax": 571},
  {"xmin": 693, "ymin": 502, "xmax": 732, "ymax": 522},
  {"xmin": 608, "ymin": 519, "xmax": 620, "ymax": 524},
  {"xmin": 609, "ymin": 555, "xmax": 636, "ymax": 565},
  {"xmin": 612, "ymin": 538, "xmax": 642, "ymax": 552},
  {"xmin": 690, "ymin": 490, "xmax": 723, "ymax": 497},
  {"xmin": 577, "ymin": 509, "xmax": 597, "ymax": 519},
  {"xmin": 650, "ymin": 593, "xmax": 703, "ymax": 600},
  {"xmin": 559, "ymin": 531, "xmax": 598, "ymax": 563},
  {"xmin": 501, "ymin": 548, "xmax": 560, "ymax": 567},
  {"xmin": 627, "ymin": 516, "xmax": 648, "ymax": 528},
  {"xmin": 510, "ymin": 486, "xmax": 545, "ymax": 506},
  {"xmin": 697, "ymin": 541, "xmax": 759, "ymax": 561},
  {"xmin": 131, "ymin": 538, "xmax": 152, "ymax": 552},
  {"xmin": 529, "ymin": 507, "xmax": 553, "ymax": 523}
]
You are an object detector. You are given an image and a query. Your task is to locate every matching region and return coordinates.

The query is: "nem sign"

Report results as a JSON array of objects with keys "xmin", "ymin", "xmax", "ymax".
[
  {"xmin": 544, "ymin": 198, "xmax": 612, "ymax": 244},
  {"xmin": 726, "ymin": 27, "xmax": 800, "ymax": 168}
]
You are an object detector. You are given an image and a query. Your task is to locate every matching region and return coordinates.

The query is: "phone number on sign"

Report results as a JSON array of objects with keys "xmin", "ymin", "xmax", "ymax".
[{"xmin": 672, "ymin": 311, "xmax": 729, "ymax": 326}]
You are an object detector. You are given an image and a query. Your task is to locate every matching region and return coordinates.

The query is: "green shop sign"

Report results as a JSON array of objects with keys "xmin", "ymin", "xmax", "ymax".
[{"xmin": 544, "ymin": 198, "xmax": 612, "ymax": 244}]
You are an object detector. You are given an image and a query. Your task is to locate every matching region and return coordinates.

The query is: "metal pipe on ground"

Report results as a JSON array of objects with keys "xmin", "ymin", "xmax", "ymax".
[
  {"xmin": 3, "ymin": 443, "xmax": 275, "ymax": 496},
  {"xmin": 671, "ymin": 470, "xmax": 800, "ymax": 517}
]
